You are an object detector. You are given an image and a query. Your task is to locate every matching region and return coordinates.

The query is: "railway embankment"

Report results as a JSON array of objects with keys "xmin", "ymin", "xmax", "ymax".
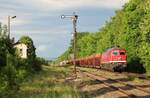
[
  {"xmin": 14, "ymin": 65, "xmax": 82, "ymax": 98},
  {"xmin": 11, "ymin": 65, "xmax": 150, "ymax": 98},
  {"xmin": 77, "ymin": 67, "xmax": 150, "ymax": 98}
]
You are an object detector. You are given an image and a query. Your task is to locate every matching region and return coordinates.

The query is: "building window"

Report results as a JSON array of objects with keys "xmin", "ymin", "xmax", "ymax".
[{"xmin": 20, "ymin": 49, "xmax": 23, "ymax": 56}]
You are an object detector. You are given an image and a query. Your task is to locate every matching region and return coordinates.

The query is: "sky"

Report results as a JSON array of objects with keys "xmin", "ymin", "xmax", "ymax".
[{"xmin": 0, "ymin": 0, "xmax": 129, "ymax": 60}]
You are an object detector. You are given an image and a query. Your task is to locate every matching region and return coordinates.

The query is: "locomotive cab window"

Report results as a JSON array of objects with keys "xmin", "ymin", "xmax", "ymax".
[
  {"xmin": 112, "ymin": 51, "xmax": 118, "ymax": 55},
  {"xmin": 120, "ymin": 52, "xmax": 125, "ymax": 55}
]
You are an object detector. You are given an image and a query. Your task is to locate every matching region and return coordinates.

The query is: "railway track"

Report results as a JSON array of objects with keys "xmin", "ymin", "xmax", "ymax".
[
  {"xmin": 101, "ymin": 68, "xmax": 150, "ymax": 81},
  {"xmin": 79, "ymin": 66, "xmax": 150, "ymax": 81},
  {"xmin": 123, "ymin": 72, "xmax": 150, "ymax": 81},
  {"xmin": 78, "ymin": 69, "xmax": 150, "ymax": 98}
]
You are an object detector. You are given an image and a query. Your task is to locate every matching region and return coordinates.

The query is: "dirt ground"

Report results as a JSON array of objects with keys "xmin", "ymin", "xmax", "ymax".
[{"xmin": 68, "ymin": 67, "xmax": 150, "ymax": 98}]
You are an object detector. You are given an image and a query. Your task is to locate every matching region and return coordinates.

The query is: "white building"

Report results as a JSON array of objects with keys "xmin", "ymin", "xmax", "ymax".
[{"xmin": 14, "ymin": 42, "xmax": 28, "ymax": 59}]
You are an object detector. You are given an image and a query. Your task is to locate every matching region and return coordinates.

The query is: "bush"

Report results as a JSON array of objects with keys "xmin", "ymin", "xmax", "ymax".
[
  {"xmin": 0, "ymin": 35, "xmax": 43, "ymax": 97},
  {"xmin": 0, "ymin": 54, "xmax": 20, "ymax": 97}
]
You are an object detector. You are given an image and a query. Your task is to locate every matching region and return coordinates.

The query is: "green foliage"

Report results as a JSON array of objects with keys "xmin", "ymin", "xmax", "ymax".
[
  {"xmin": 0, "ymin": 24, "xmax": 42, "ymax": 97},
  {"xmin": 77, "ymin": 33, "xmax": 97, "ymax": 57},
  {"xmin": 36, "ymin": 57, "xmax": 48, "ymax": 65},
  {"xmin": 0, "ymin": 38, "xmax": 20, "ymax": 97},
  {"xmin": 58, "ymin": 0, "xmax": 150, "ymax": 74},
  {"xmin": 15, "ymin": 66, "xmax": 81, "ymax": 98}
]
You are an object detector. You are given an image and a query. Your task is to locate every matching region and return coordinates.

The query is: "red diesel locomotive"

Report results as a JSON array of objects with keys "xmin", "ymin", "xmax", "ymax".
[
  {"xmin": 65, "ymin": 47, "xmax": 127, "ymax": 72},
  {"xmin": 100, "ymin": 47, "xmax": 127, "ymax": 71}
]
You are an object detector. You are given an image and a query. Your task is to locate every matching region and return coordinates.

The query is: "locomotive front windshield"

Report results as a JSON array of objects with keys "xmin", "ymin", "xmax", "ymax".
[
  {"xmin": 120, "ymin": 52, "xmax": 125, "ymax": 55},
  {"xmin": 113, "ymin": 51, "xmax": 118, "ymax": 55},
  {"xmin": 112, "ymin": 51, "xmax": 125, "ymax": 55}
]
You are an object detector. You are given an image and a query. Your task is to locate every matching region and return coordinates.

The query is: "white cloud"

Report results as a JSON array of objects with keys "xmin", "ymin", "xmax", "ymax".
[
  {"xmin": 1, "ymin": 0, "xmax": 129, "ymax": 13},
  {"xmin": 0, "ymin": 0, "xmax": 129, "ymax": 29},
  {"xmin": 37, "ymin": 0, "xmax": 129, "ymax": 10},
  {"xmin": 37, "ymin": 44, "xmax": 47, "ymax": 52}
]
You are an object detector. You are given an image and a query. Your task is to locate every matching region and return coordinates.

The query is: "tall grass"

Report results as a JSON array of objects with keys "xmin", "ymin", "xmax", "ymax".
[{"xmin": 14, "ymin": 66, "xmax": 81, "ymax": 98}]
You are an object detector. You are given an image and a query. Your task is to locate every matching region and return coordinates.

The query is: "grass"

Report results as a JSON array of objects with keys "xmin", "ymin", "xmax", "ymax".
[
  {"xmin": 146, "ymin": 70, "xmax": 150, "ymax": 76},
  {"xmin": 127, "ymin": 76, "xmax": 138, "ymax": 81},
  {"xmin": 11, "ymin": 65, "xmax": 82, "ymax": 98}
]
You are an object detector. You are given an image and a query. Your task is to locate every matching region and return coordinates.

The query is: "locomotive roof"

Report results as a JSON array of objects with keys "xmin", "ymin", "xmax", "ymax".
[{"xmin": 104, "ymin": 47, "xmax": 125, "ymax": 52}]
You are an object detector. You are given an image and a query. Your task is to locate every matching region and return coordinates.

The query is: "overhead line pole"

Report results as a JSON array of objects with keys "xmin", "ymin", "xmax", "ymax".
[
  {"xmin": 8, "ymin": 16, "xmax": 16, "ymax": 39},
  {"xmin": 61, "ymin": 12, "xmax": 78, "ymax": 76}
]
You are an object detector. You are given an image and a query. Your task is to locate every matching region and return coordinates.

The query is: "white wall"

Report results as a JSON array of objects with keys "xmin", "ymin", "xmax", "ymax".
[{"xmin": 14, "ymin": 43, "xmax": 28, "ymax": 59}]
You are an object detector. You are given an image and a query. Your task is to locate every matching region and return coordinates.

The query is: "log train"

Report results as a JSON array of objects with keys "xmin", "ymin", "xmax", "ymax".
[{"xmin": 60, "ymin": 47, "xmax": 127, "ymax": 72}]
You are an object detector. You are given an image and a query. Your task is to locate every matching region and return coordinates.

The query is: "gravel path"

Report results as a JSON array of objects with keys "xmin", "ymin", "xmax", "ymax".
[{"xmin": 75, "ymin": 67, "xmax": 150, "ymax": 98}]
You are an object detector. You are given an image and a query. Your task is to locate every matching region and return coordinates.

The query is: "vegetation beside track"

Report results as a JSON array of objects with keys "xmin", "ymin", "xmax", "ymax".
[
  {"xmin": 8, "ymin": 65, "xmax": 149, "ymax": 98},
  {"xmin": 0, "ymin": 27, "xmax": 44, "ymax": 97},
  {"xmin": 14, "ymin": 65, "xmax": 82, "ymax": 98}
]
